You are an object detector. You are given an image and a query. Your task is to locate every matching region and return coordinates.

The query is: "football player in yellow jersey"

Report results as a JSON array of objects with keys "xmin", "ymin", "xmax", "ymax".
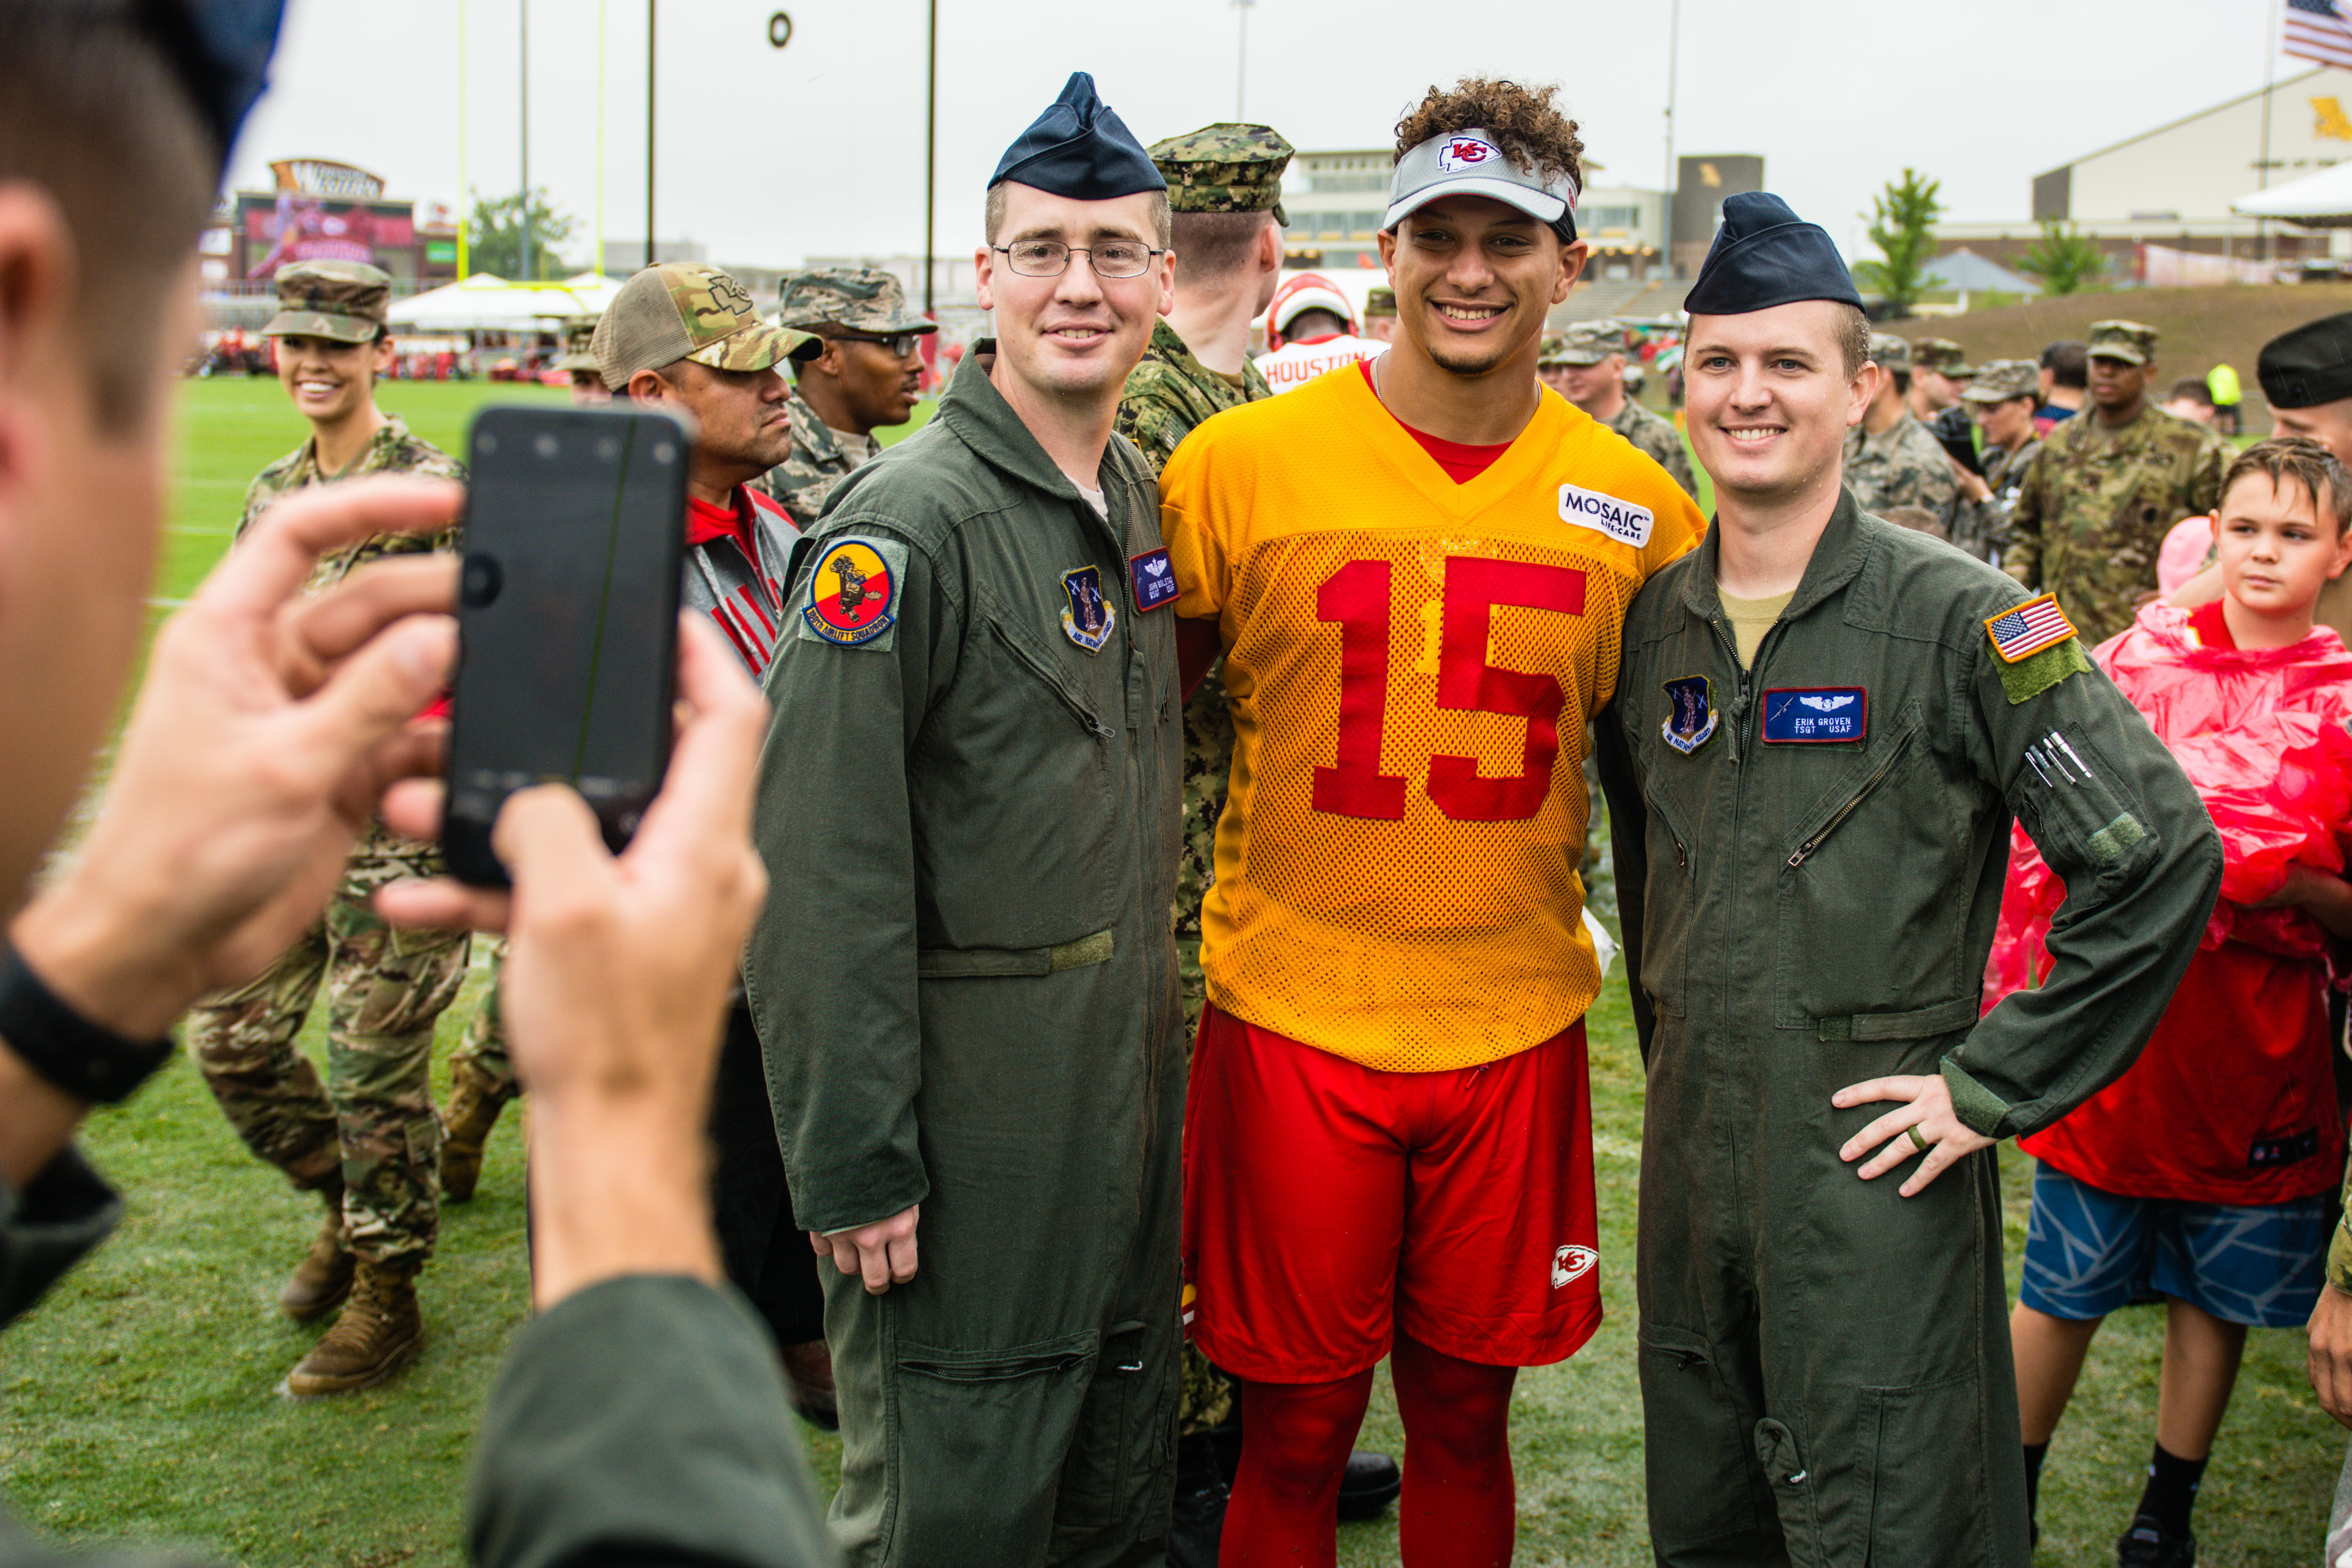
[{"xmin": 1159, "ymin": 78, "xmax": 1704, "ymax": 1568}]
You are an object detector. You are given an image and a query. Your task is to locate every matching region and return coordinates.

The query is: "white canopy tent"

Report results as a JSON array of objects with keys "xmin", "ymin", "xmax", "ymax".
[
  {"xmin": 386, "ymin": 272, "xmax": 622, "ymax": 331},
  {"xmin": 2232, "ymin": 163, "xmax": 2352, "ymax": 228}
]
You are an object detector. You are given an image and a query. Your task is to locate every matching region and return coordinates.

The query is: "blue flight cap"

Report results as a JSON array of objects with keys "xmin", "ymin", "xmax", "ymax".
[
  {"xmin": 1683, "ymin": 192, "xmax": 1863, "ymax": 316},
  {"xmin": 990, "ymin": 72, "xmax": 1167, "ymax": 201}
]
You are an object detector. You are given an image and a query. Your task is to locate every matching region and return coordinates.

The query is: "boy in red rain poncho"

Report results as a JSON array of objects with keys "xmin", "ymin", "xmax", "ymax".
[{"xmin": 1990, "ymin": 438, "xmax": 2352, "ymax": 1566}]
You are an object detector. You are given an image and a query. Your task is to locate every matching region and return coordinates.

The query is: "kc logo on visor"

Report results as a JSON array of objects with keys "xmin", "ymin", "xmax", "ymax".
[{"xmin": 1437, "ymin": 136, "xmax": 1500, "ymax": 173}]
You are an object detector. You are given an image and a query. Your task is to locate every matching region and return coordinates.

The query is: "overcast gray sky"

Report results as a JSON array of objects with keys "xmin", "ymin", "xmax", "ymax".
[{"xmin": 231, "ymin": 0, "xmax": 2295, "ymax": 270}]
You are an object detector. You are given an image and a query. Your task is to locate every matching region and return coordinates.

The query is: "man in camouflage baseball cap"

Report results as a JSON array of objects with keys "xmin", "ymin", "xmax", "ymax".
[
  {"xmin": 1362, "ymin": 285, "xmax": 1398, "ymax": 344},
  {"xmin": 596, "ymin": 261, "xmax": 821, "ymax": 542},
  {"xmin": 1542, "ymin": 319, "xmax": 1697, "ymax": 498},
  {"xmin": 1963, "ymin": 358, "xmax": 2040, "ymax": 408},
  {"xmin": 776, "ymin": 265, "xmax": 937, "ymax": 337},
  {"xmin": 262, "ymin": 258, "xmax": 392, "ymax": 343},
  {"xmin": 2087, "ymin": 319, "xmax": 2158, "ymax": 366},
  {"xmin": 1907, "ymin": 335, "xmax": 1973, "ymax": 421},
  {"xmin": 591, "ymin": 260, "xmax": 818, "ymax": 392},
  {"xmin": 754, "ymin": 268, "xmax": 935, "ymax": 527}
]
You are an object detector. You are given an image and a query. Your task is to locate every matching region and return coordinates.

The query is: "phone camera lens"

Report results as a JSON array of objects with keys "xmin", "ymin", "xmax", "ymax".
[
  {"xmin": 653, "ymin": 442, "xmax": 676, "ymax": 465},
  {"xmin": 534, "ymin": 433, "xmax": 560, "ymax": 459},
  {"xmin": 596, "ymin": 436, "xmax": 620, "ymax": 461},
  {"xmin": 478, "ymin": 432, "xmax": 498, "ymax": 455},
  {"xmin": 460, "ymin": 553, "xmax": 502, "ymax": 608}
]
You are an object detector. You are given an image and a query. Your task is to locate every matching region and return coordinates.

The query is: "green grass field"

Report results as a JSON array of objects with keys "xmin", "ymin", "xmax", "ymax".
[{"xmin": 1, "ymin": 376, "xmax": 2340, "ymax": 1566}]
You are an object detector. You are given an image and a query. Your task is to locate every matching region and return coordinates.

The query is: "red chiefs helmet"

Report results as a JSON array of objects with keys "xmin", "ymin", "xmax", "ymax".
[{"xmin": 1263, "ymin": 273, "xmax": 1357, "ymax": 351}]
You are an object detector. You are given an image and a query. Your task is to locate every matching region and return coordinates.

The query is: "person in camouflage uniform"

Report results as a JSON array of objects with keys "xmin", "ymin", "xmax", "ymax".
[
  {"xmin": 551, "ymin": 314, "xmax": 607, "ymax": 403},
  {"xmin": 1951, "ymin": 358, "xmax": 2044, "ymax": 564},
  {"xmin": 182, "ymin": 260, "xmax": 469, "ymax": 1398},
  {"xmin": 1540, "ymin": 319, "xmax": 1699, "ymax": 498},
  {"xmin": 438, "ymin": 941, "xmax": 512, "ymax": 1204},
  {"xmin": 1843, "ymin": 331, "xmax": 1963, "ymax": 518},
  {"xmin": 1361, "ymin": 284, "xmax": 1398, "ymax": 344},
  {"xmin": 749, "ymin": 267, "xmax": 934, "ymax": 528},
  {"xmin": 2004, "ymin": 319, "xmax": 2232, "ymax": 645}
]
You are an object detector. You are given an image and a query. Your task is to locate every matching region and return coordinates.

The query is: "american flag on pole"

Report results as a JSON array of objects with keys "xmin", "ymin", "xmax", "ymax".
[
  {"xmin": 2286, "ymin": 0, "xmax": 2352, "ymax": 71},
  {"xmin": 1984, "ymin": 594, "xmax": 2077, "ymax": 663}
]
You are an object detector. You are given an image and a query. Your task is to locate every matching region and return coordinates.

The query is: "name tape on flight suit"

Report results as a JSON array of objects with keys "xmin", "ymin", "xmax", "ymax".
[
  {"xmin": 1129, "ymin": 547, "xmax": 1180, "ymax": 612},
  {"xmin": 1761, "ymin": 687, "xmax": 1866, "ymax": 744}
]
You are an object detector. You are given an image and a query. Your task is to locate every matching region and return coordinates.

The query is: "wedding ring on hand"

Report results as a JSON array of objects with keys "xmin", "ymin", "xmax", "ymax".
[{"xmin": 1907, "ymin": 1125, "xmax": 1932, "ymax": 1155}]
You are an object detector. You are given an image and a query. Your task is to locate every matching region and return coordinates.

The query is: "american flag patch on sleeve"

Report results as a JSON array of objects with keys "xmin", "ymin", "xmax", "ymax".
[{"xmin": 1983, "ymin": 593, "xmax": 2077, "ymax": 664}]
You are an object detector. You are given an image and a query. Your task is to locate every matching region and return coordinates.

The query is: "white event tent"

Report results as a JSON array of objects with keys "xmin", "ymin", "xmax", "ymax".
[
  {"xmin": 387, "ymin": 272, "xmax": 623, "ymax": 331},
  {"xmin": 2232, "ymin": 163, "xmax": 2352, "ymax": 228}
]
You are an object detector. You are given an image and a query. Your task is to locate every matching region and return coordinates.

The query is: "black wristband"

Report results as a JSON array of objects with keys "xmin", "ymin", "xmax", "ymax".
[{"xmin": 0, "ymin": 941, "xmax": 174, "ymax": 1105}]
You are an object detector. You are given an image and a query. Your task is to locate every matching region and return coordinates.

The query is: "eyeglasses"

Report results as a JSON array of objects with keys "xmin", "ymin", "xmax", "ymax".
[
  {"xmin": 828, "ymin": 332, "xmax": 925, "ymax": 357},
  {"xmin": 993, "ymin": 240, "xmax": 1164, "ymax": 279}
]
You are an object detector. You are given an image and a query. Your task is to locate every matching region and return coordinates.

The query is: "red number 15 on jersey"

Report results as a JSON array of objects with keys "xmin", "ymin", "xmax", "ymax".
[{"xmin": 1312, "ymin": 556, "xmax": 1587, "ymax": 824}]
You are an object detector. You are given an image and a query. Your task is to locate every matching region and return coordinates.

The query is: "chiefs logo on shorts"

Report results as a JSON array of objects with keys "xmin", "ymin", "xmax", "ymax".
[
  {"xmin": 802, "ymin": 539, "xmax": 897, "ymax": 646},
  {"xmin": 1551, "ymin": 1244, "xmax": 1597, "ymax": 1289},
  {"xmin": 1437, "ymin": 135, "xmax": 1501, "ymax": 173}
]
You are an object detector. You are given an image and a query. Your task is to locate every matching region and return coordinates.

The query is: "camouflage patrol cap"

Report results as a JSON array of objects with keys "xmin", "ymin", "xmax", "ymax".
[
  {"xmin": 1552, "ymin": 320, "xmax": 1625, "ymax": 366},
  {"xmin": 262, "ymin": 260, "xmax": 392, "ymax": 343},
  {"xmin": 1363, "ymin": 286, "xmax": 1396, "ymax": 319},
  {"xmin": 1961, "ymin": 359, "xmax": 2040, "ymax": 403},
  {"xmin": 592, "ymin": 262, "xmax": 821, "ymax": 391},
  {"xmin": 1867, "ymin": 332, "xmax": 1913, "ymax": 373},
  {"xmin": 1537, "ymin": 332, "xmax": 1568, "ymax": 367},
  {"xmin": 552, "ymin": 315, "xmax": 601, "ymax": 375},
  {"xmin": 1911, "ymin": 337, "xmax": 1972, "ymax": 376},
  {"xmin": 2086, "ymin": 319, "xmax": 2158, "ymax": 365},
  {"xmin": 775, "ymin": 268, "xmax": 936, "ymax": 336},
  {"xmin": 1148, "ymin": 123, "xmax": 1294, "ymax": 226}
]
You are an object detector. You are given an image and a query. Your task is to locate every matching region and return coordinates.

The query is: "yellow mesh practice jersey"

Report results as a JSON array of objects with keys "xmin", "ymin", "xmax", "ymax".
[{"xmin": 1160, "ymin": 369, "xmax": 1703, "ymax": 1071}]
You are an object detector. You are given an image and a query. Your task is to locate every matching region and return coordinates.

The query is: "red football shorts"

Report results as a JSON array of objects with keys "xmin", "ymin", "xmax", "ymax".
[{"xmin": 1182, "ymin": 1003, "xmax": 1602, "ymax": 1384}]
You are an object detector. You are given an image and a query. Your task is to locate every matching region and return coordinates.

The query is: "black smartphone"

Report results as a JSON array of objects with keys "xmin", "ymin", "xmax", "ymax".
[{"xmin": 443, "ymin": 403, "xmax": 689, "ymax": 888}]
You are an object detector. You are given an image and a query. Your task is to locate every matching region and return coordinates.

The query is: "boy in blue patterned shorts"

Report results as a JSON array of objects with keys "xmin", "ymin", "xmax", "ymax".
[{"xmin": 2005, "ymin": 438, "xmax": 2352, "ymax": 1567}]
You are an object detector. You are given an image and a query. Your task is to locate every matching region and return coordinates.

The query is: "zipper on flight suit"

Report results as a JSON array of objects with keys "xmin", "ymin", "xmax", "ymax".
[
  {"xmin": 987, "ymin": 620, "xmax": 1116, "ymax": 739},
  {"xmin": 1784, "ymin": 730, "xmax": 1915, "ymax": 868}
]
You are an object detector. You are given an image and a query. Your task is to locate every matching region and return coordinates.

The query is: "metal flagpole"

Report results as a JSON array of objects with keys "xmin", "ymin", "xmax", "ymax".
[
  {"xmin": 456, "ymin": 0, "xmax": 469, "ymax": 279},
  {"xmin": 646, "ymin": 0, "xmax": 657, "ymax": 270},
  {"xmin": 925, "ymin": 0, "xmax": 936, "ymax": 316},
  {"xmin": 1659, "ymin": 0, "xmax": 1680, "ymax": 279},
  {"xmin": 2260, "ymin": 0, "xmax": 2280, "ymax": 263},
  {"xmin": 519, "ymin": 0, "xmax": 532, "ymax": 281},
  {"xmin": 1235, "ymin": 0, "xmax": 1254, "ymax": 120},
  {"xmin": 596, "ymin": 0, "xmax": 606, "ymax": 277}
]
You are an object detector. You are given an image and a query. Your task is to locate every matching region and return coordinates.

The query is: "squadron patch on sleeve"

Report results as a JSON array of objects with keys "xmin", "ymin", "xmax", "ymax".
[{"xmin": 797, "ymin": 535, "xmax": 909, "ymax": 650}]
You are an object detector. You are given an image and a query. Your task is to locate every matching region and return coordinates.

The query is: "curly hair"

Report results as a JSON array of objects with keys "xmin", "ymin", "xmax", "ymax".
[{"xmin": 1394, "ymin": 78, "xmax": 1583, "ymax": 189}]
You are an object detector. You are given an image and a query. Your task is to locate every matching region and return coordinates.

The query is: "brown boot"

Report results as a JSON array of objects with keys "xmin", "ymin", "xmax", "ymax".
[
  {"xmin": 278, "ymin": 1183, "xmax": 354, "ymax": 1322},
  {"xmin": 282, "ymin": 1259, "xmax": 424, "ymax": 1398},
  {"xmin": 439, "ymin": 1064, "xmax": 508, "ymax": 1204}
]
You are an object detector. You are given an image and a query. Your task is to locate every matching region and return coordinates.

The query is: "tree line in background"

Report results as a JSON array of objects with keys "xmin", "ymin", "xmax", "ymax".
[
  {"xmin": 465, "ymin": 188, "xmax": 580, "ymax": 281},
  {"xmin": 1857, "ymin": 168, "xmax": 2108, "ymax": 317}
]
